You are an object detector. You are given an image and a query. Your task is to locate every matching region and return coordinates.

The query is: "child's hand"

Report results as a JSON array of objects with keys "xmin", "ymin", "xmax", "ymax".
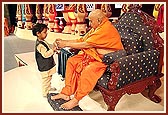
[
  {"xmin": 52, "ymin": 43, "xmax": 60, "ymax": 54},
  {"xmin": 55, "ymin": 40, "xmax": 66, "ymax": 49},
  {"xmin": 53, "ymin": 42, "xmax": 60, "ymax": 50}
]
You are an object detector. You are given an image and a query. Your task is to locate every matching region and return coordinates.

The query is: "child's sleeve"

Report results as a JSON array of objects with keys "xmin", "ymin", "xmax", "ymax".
[{"xmin": 37, "ymin": 44, "xmax": 54, "ymax": 58}]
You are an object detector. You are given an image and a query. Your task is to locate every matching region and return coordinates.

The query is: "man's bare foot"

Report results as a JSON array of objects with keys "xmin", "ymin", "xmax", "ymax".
[
  {"xmin": 51, "ymin": 93, "xmax": 70, "ymax": 101},
  {"xmin": 60, "ymin": 98, "xmax": 79, "ymax": 110}
]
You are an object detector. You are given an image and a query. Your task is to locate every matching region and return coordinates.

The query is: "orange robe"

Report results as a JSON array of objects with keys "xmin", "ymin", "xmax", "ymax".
[{"xmin": 61, "ymin": 17, "xmax": 124, "ymax": 100}]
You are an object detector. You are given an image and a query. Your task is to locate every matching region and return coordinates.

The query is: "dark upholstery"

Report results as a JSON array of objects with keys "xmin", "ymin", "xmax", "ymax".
[
  {"xmin": 114, "ymin": 12, "xmax": 154, "ymax": 55},
  {"xmin": 115, "ymin": 25, "xmax": 144, "ymax": 55},
  {"xmin": 97, "ymin": 66, "xmax": 112, "ymax": 89},
  {"xmin": 102, "ymin": 49, "xmax": 127, "ymax": 65},
  {"xmin": 112, "ymin": 50, "xmax": 159, "ymax": 89}
]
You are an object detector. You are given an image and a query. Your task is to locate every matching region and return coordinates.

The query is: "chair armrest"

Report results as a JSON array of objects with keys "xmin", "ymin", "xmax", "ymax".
[
  {"xmin": 102, "ymin": 49, "xmax": 127, "ymax": 65},
  {"xmin": 108, "ymin": 50, "xmax": 160, "ymax": 90}
]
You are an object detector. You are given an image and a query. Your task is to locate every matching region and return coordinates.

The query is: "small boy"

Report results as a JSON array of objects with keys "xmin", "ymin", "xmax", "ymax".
[{"xmin": 32, "ymin": 23, "xmax": 57, "ymax": 97}]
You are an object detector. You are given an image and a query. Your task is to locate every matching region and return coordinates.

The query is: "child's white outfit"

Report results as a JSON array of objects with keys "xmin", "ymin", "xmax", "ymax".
[{"xmin": 35, "ymin": 39, "xmax": 56, "ymax": 97}]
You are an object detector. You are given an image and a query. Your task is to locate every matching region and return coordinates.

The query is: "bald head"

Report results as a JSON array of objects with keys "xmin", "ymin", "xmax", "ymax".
[
  {"xmin": 88, "ymin": 9, "xmax": 106, "ymax": 21},
  {"xmin": 88, "ymin": 9, "xmax": 107, "ymax": 29}
]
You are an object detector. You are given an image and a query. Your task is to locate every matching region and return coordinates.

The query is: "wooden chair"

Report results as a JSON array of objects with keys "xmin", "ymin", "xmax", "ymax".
[{"xmin": 96, "ymin": 4, "xmax": 164, "ymax": 110}]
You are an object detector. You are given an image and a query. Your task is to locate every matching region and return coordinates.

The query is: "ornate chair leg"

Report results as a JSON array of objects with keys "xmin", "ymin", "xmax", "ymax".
[
  {"xmin": 148, "ymin": 78, "xmax": 162, "ymax": 103},
  {"xmin": 100, "ymin": 90, "xmax": 124, "ymax": 111}
]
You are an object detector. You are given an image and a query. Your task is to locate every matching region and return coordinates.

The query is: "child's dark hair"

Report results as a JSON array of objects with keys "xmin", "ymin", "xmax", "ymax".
[{"xmin": 32, "ymin": 23, "xmax": 48, "ymax": 36}]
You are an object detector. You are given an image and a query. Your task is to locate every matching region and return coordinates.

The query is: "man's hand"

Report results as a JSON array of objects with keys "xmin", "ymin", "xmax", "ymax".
[
  {"xmin": 53, "ymin": 38, "xmax": 62, "ymax": 49},
  {"xmin": 55, "ymin": 39, "xmax": 67, "ymax": 49},
  {"xmin": 52, "ymin": 42, "xmax": 60, "ymax": 54},
  {"xmin": 54, "ymin": 38, "xmax": 93, "ymax": 49},
  {"xmin": 55, "ymin": 38, "xmax": 62, "ymax": 42}
]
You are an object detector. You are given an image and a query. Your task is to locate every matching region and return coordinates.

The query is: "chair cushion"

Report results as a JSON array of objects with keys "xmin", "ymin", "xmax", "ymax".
[
  {"xmin": 115, "ymin": 24, "xmax": 144, "ymax": 55},
  {"xmin": 114, "ymin": 50, "xmax": 160, "ymax": 89},
  {"xmin": 119, "ymin": 26, "xmax": 144, "ymax": 55},
  {"xmin": 114, "ymin": 12, "xmax": 154, "ymax": 54},
  {"xmin": 102, "ymin": 49, "xmax": 127, "ymax": 65},
  {"xmin": 138, "ymin": 25, "xmax": 154, "ymax": 51}
]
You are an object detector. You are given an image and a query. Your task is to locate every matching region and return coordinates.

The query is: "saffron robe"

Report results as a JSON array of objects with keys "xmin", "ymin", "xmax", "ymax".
[{"xmin": 61, "ymin": 17, "xmax": 124, "ymax": 100}]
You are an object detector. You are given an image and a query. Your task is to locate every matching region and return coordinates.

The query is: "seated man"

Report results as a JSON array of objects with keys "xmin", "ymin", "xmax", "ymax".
[{"xmin": 51, "ymin": 9, "xmax": 124, "ymax": 110}]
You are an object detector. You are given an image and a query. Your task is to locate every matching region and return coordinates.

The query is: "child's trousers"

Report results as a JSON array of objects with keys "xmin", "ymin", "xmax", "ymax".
[{"xmin": 41, "ymin": 74, "xmax": 52, "ymax": 97}]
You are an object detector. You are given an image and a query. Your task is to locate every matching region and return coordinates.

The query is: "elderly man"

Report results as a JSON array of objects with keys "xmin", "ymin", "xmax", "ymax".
[{"xmin": 51, "ymin": 9, "xmax": 124, "ymax": 110}]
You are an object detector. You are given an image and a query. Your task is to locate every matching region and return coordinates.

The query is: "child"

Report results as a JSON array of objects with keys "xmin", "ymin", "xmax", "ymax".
[{"xmin": 32, "ymin": 23, "xmax": 57, "ymax": 97}]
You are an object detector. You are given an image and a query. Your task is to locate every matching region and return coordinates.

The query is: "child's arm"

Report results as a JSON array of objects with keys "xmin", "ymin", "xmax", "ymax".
[{"xmin": 37, "ymin": 44, "xmax": 54, "ymax": 58}]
